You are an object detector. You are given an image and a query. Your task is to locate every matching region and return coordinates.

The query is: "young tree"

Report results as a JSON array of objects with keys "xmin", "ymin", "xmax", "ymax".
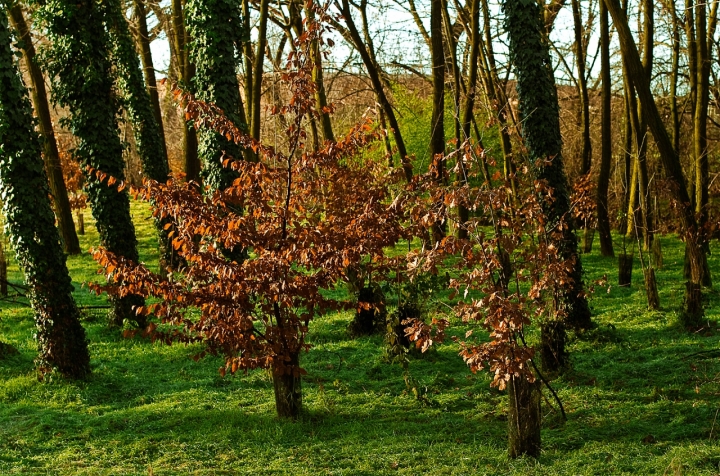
[
  {"xmin": 0, "ymin": 8, "xmax": 90, "ymax": 378},
  {"xmin": 92, "ymin": 13, "xmax": 407, "ymax": 418},
  {"xmin": 38, "ymin": 0, "xmax": 146, "ymax": 327},
  {"xmin": 596, "ymin": 0, "xmax": 614, "ymax": 257}
]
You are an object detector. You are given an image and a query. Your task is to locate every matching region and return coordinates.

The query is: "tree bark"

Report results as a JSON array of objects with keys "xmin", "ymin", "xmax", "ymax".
[
  {"xmin": 430, "ymin": 0, "xmax": 446, "ymax": 242},
  {"xmin": 508, "ymin": 374, "xmax": 541, "ymax": 458},
  {"xmin": 7, "ymin": 4, "xmax": 80, "ymax": 255},
  {"xmin": 171, "ymin": 0, "xmax": 200, "ymax": 181},
  {"xmin": 133, "ymin": 0, "xmax": 168, "ymax": 161},
  {"xmin": 272, "ymin": 350, "xmax": 302, "ymax": 419},
  {"xmin": 597, "ymin": 0, "xmax": 614, "ymax": 257},
  {"xmin": 504, "ymin": 0, "xmax": 592, "ymax": 332}
]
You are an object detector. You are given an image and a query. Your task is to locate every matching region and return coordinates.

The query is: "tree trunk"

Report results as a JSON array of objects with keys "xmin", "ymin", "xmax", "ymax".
[
  {"xmin": 133, "ymin": 0, "xmax": 168, "ymax": 160},
  {"xmin": 541, "ymin": 320, "xmax": 567, "ymax": 372},
  {"xmin": 250, "ymin": 0, "xmax": 270, "ymax": 153},
  {"xmin": 304, "ymin": 2, "xmax": 335, "ymax": 143},
  {"xmin": 507, "ymin": 374, "xmax": 541, "ymax": 459},
  {"xmin": 596, "ymin": 0, "xmax": 614, "ymax": 257},
  {"xmin": 504, "ymin": 0, "xmax": 592, "ymax": 332},
  {"xmin": 272, "ymin": 351, "xmax": 302, "ymax": 419},
  {"xmin": 7, "ymin": 4, "xmax": 80, "ymax": 256},
  {"xmin": 41, "ymin": 0, "xmax": 146, "ymax": 328},
  {"xmin": 0, "ymin": 10, "xmax": 90, "ymax": 378},
  {"xmin": 458, "ymin": 0, "xmax": 480, "ymax": 239},
  {"xmin": 572, "ymin": 0, "xmax": 592, "ymax": 176},
  {"xmin": 430, "ymin": 0, "xmax": 446, "ymax": 242},
  {"xmin": 171, "ymin": 0, "xmax": 200, "ymax": 181}
]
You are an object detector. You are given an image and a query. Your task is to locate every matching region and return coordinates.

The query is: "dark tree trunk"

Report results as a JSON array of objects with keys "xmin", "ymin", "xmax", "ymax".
[
  {"xmin": 503, "ymin": 0, "xmax": 592, "ymax": 332},
  {"xmin": 7, "ymin": 4, "xmax": 80, "ymax": 256},
  {"xmin": 272, "ymin": 351, "xmax": 302, "ymax": 419},
  {"xmin": 430, "ymin": 0, "xmax": 446, "ymax": 242},
  {"xmin": 0, "ymin": 10, "xmax": 90, "ymax": 378},
  {"xmin": 508, "ymin": 375, "xmax": 541, "ymax": 459},
  {"xmin": 597, "ymin": 0, "xmax": 614, "ymax": 257},
  {"xmin": 541, "ymin": 320, "xmax": 567, "ymax": 373}
]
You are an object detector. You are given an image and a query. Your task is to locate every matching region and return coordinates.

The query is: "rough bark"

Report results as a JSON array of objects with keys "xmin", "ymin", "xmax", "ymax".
[{"xmin": 508, "ymin": 375, "xmax": 541, "ymax": 458}]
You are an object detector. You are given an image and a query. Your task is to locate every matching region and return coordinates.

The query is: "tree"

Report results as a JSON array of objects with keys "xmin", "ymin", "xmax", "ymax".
[
  {"xmin": 92, "ymin": 14, "xmax": 407, "ymax": 418},
  {"xmin": 6, "ymin": 3, "xmax": 80, "ymax": 255},
  {"xmin": 0, "ymin": 7, "xmax": 90, "ymax": 378},
  {"xmin": 334, "ymin": 0, "xmax": 413, "ymax": 182},
  {"xmin": 131, "ymin": 0, "xmax": 168, "ymax": 162},
  {"xmin": 104, "ymin": 0, "xmax": 174, "ymax": 269},
  {"xmin": 170, "ymin": 0, "xmax": 200, "ymax": 181},
  {"xmin": 38, "ymin": 0, "xmax": 146, "ymax": 327},
  {"xmin": 430, "ymin": 0, "xmax": 446, "ymax": 241},
  {"xmin": 604, "ymin": 0, "xmax": 707, "ymax": 326},
  {"xmin": 503, "ymin": 0, "xmax": 592, "ymax": 334}
]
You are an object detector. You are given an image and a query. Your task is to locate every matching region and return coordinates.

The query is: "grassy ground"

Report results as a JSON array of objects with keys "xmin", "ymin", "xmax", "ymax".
[{"xmin": 1, "ymin": 202, "xmax": 719, "ymax": 475}]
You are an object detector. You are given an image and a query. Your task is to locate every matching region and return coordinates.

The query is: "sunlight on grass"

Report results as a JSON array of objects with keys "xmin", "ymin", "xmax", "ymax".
[{"xmin": 1, "ymin": 208, "xmax": 719, "ymax": 474}]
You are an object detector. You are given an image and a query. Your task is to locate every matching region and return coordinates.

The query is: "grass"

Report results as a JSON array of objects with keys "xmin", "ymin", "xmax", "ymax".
[{"xmin": 1, "ymin": 201, "xmax": 719, "ymax": 475}]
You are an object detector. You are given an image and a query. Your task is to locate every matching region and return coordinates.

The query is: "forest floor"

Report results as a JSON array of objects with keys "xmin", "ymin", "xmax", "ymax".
[{"xmin": 1, "ymin": 201, "xmax": 720, "ymax": 475}]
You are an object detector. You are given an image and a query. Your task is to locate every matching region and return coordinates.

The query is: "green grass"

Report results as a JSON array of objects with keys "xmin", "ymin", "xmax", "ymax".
[{"xmin": 1, "ymin": 203, "xmax": 719, "ymax": 475}]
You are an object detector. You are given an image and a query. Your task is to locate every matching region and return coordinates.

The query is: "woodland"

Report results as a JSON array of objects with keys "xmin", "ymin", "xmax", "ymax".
[{"xmin": 0, "ymin": 0, "xmax": 719, "ymax": 473}]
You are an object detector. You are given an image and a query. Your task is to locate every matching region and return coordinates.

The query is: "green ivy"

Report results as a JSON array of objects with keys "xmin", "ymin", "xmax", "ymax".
[
  {"xmin": 105, "ymin": 0, "xmax": 169, "ymax": 183},
  {"xmin": 503, "ymin": 0, "xmax": 592, "ymax": 330},
  {"xmin": 186, "ymin": 0, "xmax": 247, "ymax": 191},
  {"xmin": 36, "ymin": 0, "xmax": 145, "ymax": 326},
  {"xmin": 0, "ymin": 7, "xmax": 90, "ymax": 378}
]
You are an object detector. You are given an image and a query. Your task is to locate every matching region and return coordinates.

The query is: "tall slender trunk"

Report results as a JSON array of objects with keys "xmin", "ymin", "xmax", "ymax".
[
  {"xmin": 458, "ymin": 0, "xmax": 480, "ymax": 239},
  {"xmin": 7, "ymin": 4, "xmax": 80, "ymax": 255},
  {"xmin": 597, "ymin": 0, "xmax": 614, "ymax": 256},
  {"xmin": 430, "ymin": 0, "xmax": 446, "ymax": 242},
  {"xmin": 572, "ymin": 0, "xmax": 592, "ymax": 175},
  {"xmin": 250, "ymin": 0, "xmax": 270, "ymax": 152},
  {"xmin": 669, "ymin": 0, "xmax": 680, "ymax": 154},
  {"xmin": 171, "ymin": 0, "xmax": 200, "ymax": 181},
  {"xmin": 133, "ymin": 0, "xmax": 168, "ymax": 161}
]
